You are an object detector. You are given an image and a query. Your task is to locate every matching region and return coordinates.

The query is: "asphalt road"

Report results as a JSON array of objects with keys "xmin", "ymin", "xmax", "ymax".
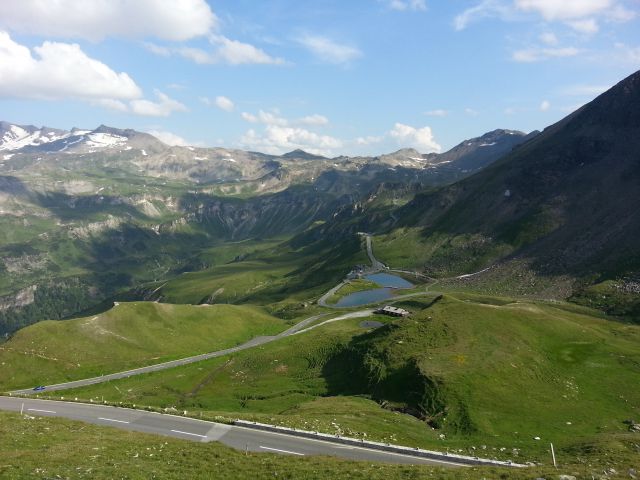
[
  {"xmin": 9, "ymin": 313, "xmax": 329, "ymax": 395},
  {"xmin": 0, "ymin": 396, "xmax": 467, "ymax": 467},
  {"xmin": 365, "ymin": 234, "xmax": 387, "ymax": 271}
]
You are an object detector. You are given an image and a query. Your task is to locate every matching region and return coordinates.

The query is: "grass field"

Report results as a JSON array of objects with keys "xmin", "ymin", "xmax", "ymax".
[
  {"xmin": 51, "ymin": 294, "xmax": 640, "ymax": 466},
  {"xmin": 157, "ymin": 235, "xmax": 368, "ymax": 309},
  {"xmin": 7, "ymin": 411, "xmax": 632, "ymax": 480},
  {"xmin": 0, "ymin": 302, "xmax": 285, "ymax": 390}
]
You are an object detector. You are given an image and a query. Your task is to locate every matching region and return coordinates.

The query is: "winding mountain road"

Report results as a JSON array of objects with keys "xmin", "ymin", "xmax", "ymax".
[{"xmin": 0, "ymin": 396, "xmax": 513, "ymax": 467}]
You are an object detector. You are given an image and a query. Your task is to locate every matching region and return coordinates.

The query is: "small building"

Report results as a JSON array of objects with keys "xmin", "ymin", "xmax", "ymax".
[{"xmin": 376, "ymin": 305, "xmax": 410, "ymax": 317}]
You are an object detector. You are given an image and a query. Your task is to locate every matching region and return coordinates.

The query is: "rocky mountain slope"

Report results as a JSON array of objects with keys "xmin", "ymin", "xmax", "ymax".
[{"xmin": 403, "ymin": 70, "xmax": 640, "ymax": 272}]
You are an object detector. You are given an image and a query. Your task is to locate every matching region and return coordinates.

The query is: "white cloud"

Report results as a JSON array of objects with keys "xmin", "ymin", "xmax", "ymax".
[
  {"xmin": 512, "ymin": 46, "xmax": 579, "ymax": 62},
  {"xmin": 540, "ymin": 100, "xmax": 551, "ymax": 111},
  {"xmin": 241, "ymin": 112, "xmax": 259, "ymax": 123},
  {"xmin": 145, "ymin": 37, "xmax": 284, "ymax": 66},
  {"xmin": 356, "ymin": 135, "xmax": 384, "ymax": 146},
  {"xmin": 240, "ymin": 110, "xmax": 328, "ymax": 127},
  {"xmin": 130, "ymin": 90, "xmax": 187, "ymax": 117},
  {"xmin": 241, "ymin": 110, "xmax": 288, "ymax": 126},
  {"xmin": 454, "ymin": 0, "xmax": 515, "ymax": 30},
  {"xmin": 299, "ymin": 114, "xmax": 329, "ymax": 126},
  {"xmin": 565, "ymin": 18, "xmax": 599, "ymax": 33},
  {"xmin": 514, "ymin": 0, "xmax": 613, "ymax": 20},
  {"xmin": 0, "ymin": 0, "xmax": 216, "ymax": 41},
  {"xmin": 240, "ymin": 125, "xmax": 342, "ymax": 156},
  {"xmin": 388, "ymin": 123, "xmax": 441, "ymax": 153},
  {"xmin": 93, "ymin": 99, "xmax": 130, "ymax": 112},
  {"xmin": 539, "ymin": 32, "xmax": 559, "ymax": 45},
  {"xmin": 298, "ymin": 34, "xmax": 362, "ymax": 64},
  {"xmin": 210, "ymin": 35, "xmax": 285, "ymax": 65},
  {"xmin": 386, "ymin": 0, "xmax": 427, "ymax": 11},
  {"xmin": 424, "ymin": 109, "xmax": 448, "ymax": 117},
  {"xmin": 214, "ymin": 96, "xmax": 234, "ymax": 112},
  {"xmin": 0, "ymin": 31, "xmax": 141, "ymax": 101},
  {"xmin": 456, "ymin": 0, "xmax": 633, "ymax": 32},
  {"xmin": 177, "ymin": 46, "xmax": 215, "ymax": 64},
  {"xmin": 147, "ymin": 130, "xmax": 189, "ymax": 146}
]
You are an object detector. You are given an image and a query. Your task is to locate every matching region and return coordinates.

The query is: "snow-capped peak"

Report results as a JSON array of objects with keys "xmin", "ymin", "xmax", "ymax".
[{"xmin": 0, "ymin": 122, "xmax": 71, "ymax": 152}]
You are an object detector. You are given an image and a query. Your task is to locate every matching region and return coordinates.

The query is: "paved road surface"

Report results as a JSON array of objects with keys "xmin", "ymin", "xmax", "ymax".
[
  {"xmin": 0, "ymin": 396, "xmax": 467, "ymax": 467},
  {"xmin": 365, "ymin": 234, "xmax": 387, "ymax": 271},
  {"xmin": 9, "ymin": 313, "xmax": 329, "ymax": 395}
]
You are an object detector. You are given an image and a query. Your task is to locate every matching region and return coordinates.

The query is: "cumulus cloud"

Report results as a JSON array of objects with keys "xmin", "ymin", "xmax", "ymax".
[
  {"xmin": 297, "ymin": 34, "xmax": 362, "ymax": 64},
  {"xmin": 388, "ymin": 123, "xmax": 441, "ymax": 153},
  {"xmin": 514, "ymin": 0, "xmax": 612, "ymax": 20},
  {"xmin": 240, "ymin": 110, "xmax": 288, "ymax": 126},
  {"xmin": 512, "ymin": 46, "xmax": 579, "ymax": 62},
  {"xmin": 147, "ymin": 130, "xmax": 189, "ymax": 146},
  {"xmin": 565, "ymin": 18, "xmax": 600, "ymax": 33},
  {"xmin": 241, "ymin": 110, "xmax": 329, "ymax": 127},
  {"xmin": 240, "ymin": 125, "xmax": 342, "ymax": 156},
  {"xmin": 299, "ymin": 114, "xmax": 330, "ymax": 126},
  {"xmin": 540, "ymin": 100, "xmax": 551, "ymax": 111},
  {"xmin": 0, "ymin": 31, "xmax": 141, "ymax": 101},
  {"xmin": 386, "ymin": 0, "xmax": 427, "ymax": 11},
  {"xmin": 214, "ymin": 96, "xmax": 234, "ymax": 112},
  {"xmin": 145, "ymin": 36, "xmax": 284, "ymax": 66},
  {"xmin": 130, "ymin": 90, "xmax": 187, "ymax": 117},
  {"xmin": 455, "ymin": 0, "xmax": 633, "ymax": 32},
  {"xmin": 0, "ymin": 0, "xmax": 216, "ymax": 41},
  {"xmin": 212, "ymin": 35, "xmax": 285, "ymax": 65}
]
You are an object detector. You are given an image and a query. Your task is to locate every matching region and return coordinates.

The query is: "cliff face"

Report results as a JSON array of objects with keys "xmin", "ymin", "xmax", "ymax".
[{"xmin": 0, "ymin": 286, "xmax": 36, "ymax": 312}]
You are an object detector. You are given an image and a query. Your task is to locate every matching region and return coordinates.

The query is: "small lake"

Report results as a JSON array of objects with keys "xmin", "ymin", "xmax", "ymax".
[{"xmin": 335, "ymin": 273, "xmax": 413, "ymax": 307}]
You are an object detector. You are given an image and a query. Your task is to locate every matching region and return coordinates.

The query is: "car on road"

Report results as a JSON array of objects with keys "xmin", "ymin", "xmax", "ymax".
[{"xmin": 32, "ymin": 385, "xmax": 46, "ymax": 391}]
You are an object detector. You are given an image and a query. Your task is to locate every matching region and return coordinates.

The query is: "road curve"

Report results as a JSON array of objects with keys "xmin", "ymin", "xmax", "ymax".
[
  {"xmin": 8, "ymin": 313, "xmax": 330, "ymax": 395},
  {"xmin": 0, "ymin": 396, "xmax": 469, "ymax": 467}
]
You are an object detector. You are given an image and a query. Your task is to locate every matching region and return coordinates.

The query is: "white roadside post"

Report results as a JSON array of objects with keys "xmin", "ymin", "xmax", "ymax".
[{"xmin": 550, "ymin": 442, "xmax": 557, "ymax": 468}]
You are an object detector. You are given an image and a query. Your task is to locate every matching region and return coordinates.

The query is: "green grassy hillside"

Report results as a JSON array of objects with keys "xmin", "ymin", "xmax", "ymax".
[
  {"xmin": 0, "ymin": 302, "xmax": 284, "ymax": 390},
  {"xmin": 57, "ymin": 294, "xmax": 640, "ymax": 464}
]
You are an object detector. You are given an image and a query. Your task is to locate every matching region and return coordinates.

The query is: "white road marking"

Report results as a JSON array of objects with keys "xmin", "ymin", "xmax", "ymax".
[
  {"xmin": 27, "ymin": 408, "xmax": 56, "ymax": 414},
  {"xmin": 259, "ymin": 446, "xmax": 305, "ymax": 456},
  {"xmin": 170, "ymin": 429, "xmax": 207, "ymax": 438},
  {"xmin": 98, "ymin": 417, "xmax": 130, "ymax": 424},
  {"xmin": 233, "ymin": 424, "xmax": 470, "ymax": 466}
]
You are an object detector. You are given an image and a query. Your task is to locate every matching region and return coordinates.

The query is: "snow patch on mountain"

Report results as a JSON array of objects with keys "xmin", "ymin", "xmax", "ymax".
[
  {"xmin": 85, "ymin": 132, "xmax": 127, "ymax": 148},
  {"xmin": 0, "ymin": 124, "xmax": 70, "ymax": 151}
]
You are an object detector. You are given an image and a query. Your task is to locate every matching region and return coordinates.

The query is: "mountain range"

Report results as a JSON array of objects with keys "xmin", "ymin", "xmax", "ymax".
[
  {"xmin": 2, "ymin": 70, "xmax": 639, "ymax": 331},
  {"xmin": 0, "ymin": 123, "xmax": 530, "ymax": 333}
]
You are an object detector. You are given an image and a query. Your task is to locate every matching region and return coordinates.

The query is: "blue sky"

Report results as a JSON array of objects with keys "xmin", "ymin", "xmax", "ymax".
[{"xmin": 0, "ymin": 0, "xmax": 638, "ymax": 156}]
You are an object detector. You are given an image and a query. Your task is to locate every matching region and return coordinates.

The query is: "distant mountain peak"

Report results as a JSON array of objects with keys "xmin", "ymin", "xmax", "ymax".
[{"xmin": 282, "ymin": 149, "xmax": 326, "ymax": 160}]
